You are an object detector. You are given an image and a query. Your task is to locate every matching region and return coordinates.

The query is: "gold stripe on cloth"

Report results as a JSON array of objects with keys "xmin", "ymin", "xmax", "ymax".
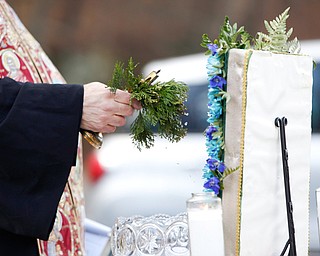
[{"xmin": 235, "ymin": 49, "xmax": 253, "ymax": 256}]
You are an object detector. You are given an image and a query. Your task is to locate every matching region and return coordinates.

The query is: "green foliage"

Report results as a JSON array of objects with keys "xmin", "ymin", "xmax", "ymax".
[
  {"xmin": 201, "ymin": 17, "xmax": 252, "ymax": 57},
  {"xmin": 254, "ymin": 7, "xmax": 300, "ymax": 53},
  {"xmin": 217, "ymin": 17, "xmax": 252, "ymax": 51},
  {"xmin": 202, "ymin": 8, "xmax": 300, "ymax": 55},
  {"xmin": 108, "ymin": 58, "xmax": 188, "ymax": 150},
  {"xmin": 200, "ymin": 34, "xmax": 214, "ymax": 55},
  {"xmin": 108, "ymin": 58, "xmax": 142, "ymax": 93},
  {"xmin": 220, "ymin": 166, "xmax": 239, "ymax": 181}
]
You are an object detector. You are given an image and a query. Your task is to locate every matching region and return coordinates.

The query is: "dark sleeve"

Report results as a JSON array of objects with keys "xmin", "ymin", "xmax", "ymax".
[{"xmin": 0, "ymin": 77, "xmax": 83, "ymax": 240}]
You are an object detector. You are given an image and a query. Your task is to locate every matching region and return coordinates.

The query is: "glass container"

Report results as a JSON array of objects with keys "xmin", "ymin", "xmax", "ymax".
[{"xmin": 111, "ymin": 213, "xmax": 190, "ymax": 256}]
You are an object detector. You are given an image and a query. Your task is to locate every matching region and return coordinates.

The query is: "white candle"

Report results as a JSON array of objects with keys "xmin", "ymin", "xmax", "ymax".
[{"xmin": 187, "ymin": 193, "xmax": 224, "ymax": 256}]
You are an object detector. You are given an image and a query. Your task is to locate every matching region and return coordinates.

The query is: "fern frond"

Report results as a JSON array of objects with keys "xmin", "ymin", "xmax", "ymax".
[
  {"xmin": 287, "ymin": 37, "xmax": 301, "ymax": 54},
  {"xmin": 286, "ymin": 28, "xmax": 293, "ymax": 39},
  {"xmin": 255, "ymin": 32, "xmax": 271, "ymax": 50},
  {"xmin": 254, "ymin": 7, "xmax": 298, "ymax": 53},
  {"xmin": 264, "ymin": 20, "xmax": 274, "ymax": 35},
  {"xmin": 221, "ymin": 166, "xmax": 240, "ymax": 180}
]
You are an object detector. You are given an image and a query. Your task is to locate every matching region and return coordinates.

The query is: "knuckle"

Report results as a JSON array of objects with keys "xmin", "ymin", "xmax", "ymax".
[{"xmin": 104, "ymin": 125, "xmax": 116, "ymax": 134}]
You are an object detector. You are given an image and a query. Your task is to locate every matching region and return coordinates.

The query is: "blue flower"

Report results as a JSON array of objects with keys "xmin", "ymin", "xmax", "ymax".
[
  {"xmin": 207, "ymin": 43, "xmax": 218, "ymax": 55},
  {"xmin": 207, "ymin": 104, "xmax": 223, "ymax": 121},
  {"xmin": 205, "ymin": 126, "xmax": 217, "ymax": 140},
  {"xmin": 207, "ymin": 90, "xmax": 218, "ymax": 103},
  {"xmin": 206, "ymin": 56, "xmax": 223, "ymax": 76},
  {"xmin": 206, "ymin": 158, "xmax": 226, "ymax": 173},
  {"xmin": 203, "ymin": 177, "xmax": 220, "ymax": 194},
  {"xmin": 217, "ymin": 162, "xmax": 226, "ymax": 173},
  {"xmin": 206, "ymin": 141, "xmax": 221, "ymax": 158},
  {"xmin": 202, "ymin": 42, "xmax": 228, "ymax": 196},
  {"xmin": 209, "ymin": 75, "xmax": 226, "ymax": 89},
  {"xmin": 207, "ymin": 55, "xmax": 222, "ymax": 67},
  {"xmin": 207, "ymin": 97, "xmax": 223, "ymax": 121},
  {"xmin": 202, "ymin": 167, "xmax": 214, "ymax": 179},
  {"xmin": 206, "ymin": 158, "xmax": 216, "ymax": 169},
  {"xmin": 208, "ymin": 88, "xmax": 223, "ymax": 102}
]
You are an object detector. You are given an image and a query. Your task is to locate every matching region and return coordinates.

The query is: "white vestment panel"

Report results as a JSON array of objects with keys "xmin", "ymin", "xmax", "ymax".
[{"xmin": 222, "ymin": 49, "xmax": 313, "ymax": 256}]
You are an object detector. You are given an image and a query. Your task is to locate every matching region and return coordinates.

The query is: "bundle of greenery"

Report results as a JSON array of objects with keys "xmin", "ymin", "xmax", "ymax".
[{"xmin": 108, "ymin": 58, "xmax": 188, "ymax": 150}]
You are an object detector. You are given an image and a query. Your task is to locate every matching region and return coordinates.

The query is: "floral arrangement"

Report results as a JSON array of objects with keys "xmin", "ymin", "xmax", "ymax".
[{"xmin": 201, "ymin": 7, "xmax": 299, "ymax": 196}]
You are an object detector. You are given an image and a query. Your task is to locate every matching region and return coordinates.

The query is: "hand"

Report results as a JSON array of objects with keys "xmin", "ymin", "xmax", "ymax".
[{"xmin": 81, "ymin": 82, "xmax": 141, "ymax": 133}]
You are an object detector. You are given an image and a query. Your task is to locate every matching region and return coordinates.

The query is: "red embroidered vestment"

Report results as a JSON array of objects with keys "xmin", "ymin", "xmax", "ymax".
[{"xmin": 0, "ymin": 1, "xmax": 85, "ymax": 255}]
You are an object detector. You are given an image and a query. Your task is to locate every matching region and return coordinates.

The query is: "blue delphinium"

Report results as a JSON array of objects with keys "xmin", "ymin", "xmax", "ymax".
[
  {"xmin": 209, "ymin": 75, "xmax": 226, "ymax": 89},
  {"xmin": 205, "ymin": 126, "xmax": 217, "ymax": 140},
  {"xmin": 201, "ymin": 18, "xmax": 252, "ymax": 195},
  {"xmin": 207, "ymin": 43, "xmax": 218, "ymax": 55},
  {"xmin": 206, "ymin": 158, "xmax": 226, "ymax": 173},
  {"xmin": 202, "ymin": 43, "xmax": 227, "ymax": 196},
  {"xmin": 204, "ymin": 176, "xmax": 220, "ymax": 195}
]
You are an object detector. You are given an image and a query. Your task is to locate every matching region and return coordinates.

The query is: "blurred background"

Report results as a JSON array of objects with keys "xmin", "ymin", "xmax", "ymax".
[
  {"xmin": 6, "ymin": 0, "xmax": 320, "ymax": 254},
  {"xmin": 7, "ymin": 0, "xmax": 320, "ymax": 84}
]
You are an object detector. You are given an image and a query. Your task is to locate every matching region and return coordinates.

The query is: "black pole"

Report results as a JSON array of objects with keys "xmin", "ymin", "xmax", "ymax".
[{"xmin": 275, "ymin": 117, "xmax": 297, "ymax": 256}]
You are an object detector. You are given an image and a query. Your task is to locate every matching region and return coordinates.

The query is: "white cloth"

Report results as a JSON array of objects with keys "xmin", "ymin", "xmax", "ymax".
[
  {"xmin": 316, "ymin": 188, "xmax": 320, "ymax": 245},
  {"xmin": 85, "ymin": 218, "xmax": 111, "ymax": 256},
  {"xmin": 222, "ymin": 49, "xmax": 313, "ymax": 255}
]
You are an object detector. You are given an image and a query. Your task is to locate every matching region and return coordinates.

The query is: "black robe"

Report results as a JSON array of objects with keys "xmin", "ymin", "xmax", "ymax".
[{"xmin": 0, "ymin": 77, "xmax": 83, "ymax": 255}]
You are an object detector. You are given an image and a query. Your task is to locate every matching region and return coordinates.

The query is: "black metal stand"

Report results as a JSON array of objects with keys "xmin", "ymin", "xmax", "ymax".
[{"xmin": 275, "ymin": 117, "xmax": 297, "ymax": 256}]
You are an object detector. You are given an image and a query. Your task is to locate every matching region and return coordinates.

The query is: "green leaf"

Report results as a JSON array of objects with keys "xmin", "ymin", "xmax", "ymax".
[{"xmin": 220, "ymin": 166, "xmax": 240, "ymax": 180}]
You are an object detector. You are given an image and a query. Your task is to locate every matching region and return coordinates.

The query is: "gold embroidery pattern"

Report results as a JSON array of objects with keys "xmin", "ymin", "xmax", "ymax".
[{"xmin": 0, "ymin": 2, "xmax": 85, "ymax": 255}]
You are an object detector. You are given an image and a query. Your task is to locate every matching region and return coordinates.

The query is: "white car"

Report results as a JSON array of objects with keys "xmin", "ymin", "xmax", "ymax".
[{"xmin": 84, "ymin": 40, "xmax": 320, "ymax": 253}]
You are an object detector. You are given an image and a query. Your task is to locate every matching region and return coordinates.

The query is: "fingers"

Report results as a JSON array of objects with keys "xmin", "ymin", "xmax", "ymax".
[
  {"xmin": 103, "ymin": 124, "xmax": 117, "ymax": 134},
  {"xmin": 101, "ymin": 114, "xmax": 126, "ymax": 129},
  {"xmin": 114, "ymin": 103, "xmax": 134, "ymax": 117},
  {"xmin": 114, "ymin": 89, "xmax": 142, "ymax": 110},
  {"xmin": 101, "ymin": 92, "xmax": 134, "ymax": 117},
  {"xmin": 114, "ymin": 89, "xmax": 131, "ymax": 104},
  {"xmin": 81, "ymin": 82, "xmax": 142, "ymax": 134},
  {"xmin": 131, "ymin": 98, "xmax": 142, "ymax": 110}
]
